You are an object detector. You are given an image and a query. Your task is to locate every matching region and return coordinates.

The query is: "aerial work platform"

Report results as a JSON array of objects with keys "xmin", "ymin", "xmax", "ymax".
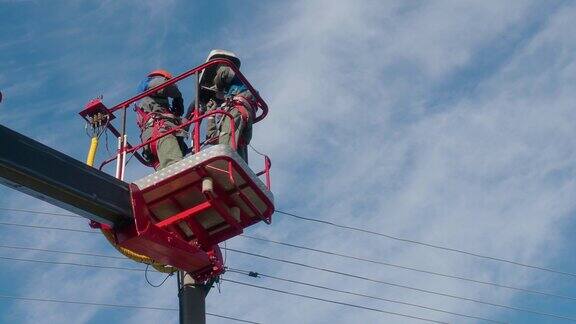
[
  {"xmin": 0, "ymin": 56, "xmax": 273, "ymax": 282},
  {"xmin": 132, "ymin": 144, "xmax": 273, "ymax": 245},
  {"xmin": 115, "ymin": 145, "xmax": 273, "ymax": 279},
  {"xmin": 80, "ymin": 56, "xmax": 273, "ymax": 280}
]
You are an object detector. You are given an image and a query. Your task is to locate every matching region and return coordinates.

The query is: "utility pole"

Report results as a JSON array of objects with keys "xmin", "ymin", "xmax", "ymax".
[{"xmin": 178, "ymin": 271, "xmax": 206, "ymax": 324}]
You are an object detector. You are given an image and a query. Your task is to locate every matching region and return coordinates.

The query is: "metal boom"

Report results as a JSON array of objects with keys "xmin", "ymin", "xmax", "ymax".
[{"xmin": 0, "ymin": 124, "xmax": 132, "ymax": 227}]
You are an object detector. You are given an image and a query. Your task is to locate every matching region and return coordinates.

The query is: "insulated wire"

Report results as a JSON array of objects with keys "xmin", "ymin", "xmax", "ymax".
[
  {"xmin": 145, "ymin": 264, "xmax": 175, "ymax": 288},
  {"xmin": 0, "ymin": 294, "xmax": 261, "ymax": 324},
  {"xmin": 239, "ymin": 234, "xmax": 576, "ymax": 301},
  {"xmin": 222, "ymin": 248, "xmax": 576, "ymax": 322},
  {"xmin": 0, "ymin": 227, "xmax": 575, "ymax": 320},
  {"xmin": 1, "ymin": 220, "xmax": 574, "ymax": 303},
  {"xmin": 0, "ymin": 242, "xmax": 502, "ymax": 323},
  {"xmin": 3, "ymin": 206, "xmax": 576, "ymax": 279},
  {"xmin": 0, "ymin": 221, "xmax": 95, "ymax": 234},
  {"xmin": 0, "ymin": 243, "xmax": 126, "ymax": 260},
  {"xmin": 225, "ymin": 268, "xmax": 502, "ymax": 324},
  {"xmin": 1, "ymin": 220, "xmax": 576, "ymax": 305},
  {"xmin": 0, "ymin": 208, "xmax": 83, "ymax": 219},
  {"xmin": 276, "ymin": 210, "xmax": 576, "ymax": 278},
  {"xmin": 0, "ymin": 255, "xmax": 145, "ymax": 273},
  {"xmin": 0, "ymin": 255, "xmax": 441, "ymax": 324},
  {"xmin": 220, "ymin": 278, "xmax": 448, "ymax": 324}
]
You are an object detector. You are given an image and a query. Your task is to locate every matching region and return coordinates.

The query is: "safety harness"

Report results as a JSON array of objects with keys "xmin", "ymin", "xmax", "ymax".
[
  {"xmin": 135, "ymin": 75, "xmax": 186, "ymax": 169},
  {"xmin": 210, "ymin": 93, "xmax": 255, "ymax": 149},
  {"xmin": 231, "ymin": 95, "xmax": 255, "ymax": 147},
  {"xmin": 135, "ymin": 107, "xmax": 181, "ymax": 169}
]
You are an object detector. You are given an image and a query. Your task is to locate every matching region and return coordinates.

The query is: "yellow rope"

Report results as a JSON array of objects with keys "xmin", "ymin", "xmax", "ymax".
[
  {"xmin": 86, "ymin": 135, "xmax": 177, "ymax": 274},
  {"xmin": 100, "ymin": 228, "xmax": 176, "ymax": 273}
]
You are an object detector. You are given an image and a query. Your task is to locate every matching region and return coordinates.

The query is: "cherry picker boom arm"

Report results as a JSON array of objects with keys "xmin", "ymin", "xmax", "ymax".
[
  {"xmin": 0, "ymin": 124, "xmax": 132, "ymax": 227},
  {"xmin": 0, "ymin": 57, "xmax": 273, "ymax": 280}
]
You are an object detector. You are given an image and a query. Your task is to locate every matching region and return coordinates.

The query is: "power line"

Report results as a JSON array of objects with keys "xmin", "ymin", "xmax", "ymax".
[
  {"xmin": 4, "ymin": 206, "xmax": 575, "ymax": 279},
  {"xmin": 0, "ymin": 218, "xmax": 576, "ymax": 312},
  {"xmin": 0, "ymin": 244, "xmax": 500, "ymax": 324},
  {"xmin": 0, "ymin": 221, "xmax": 95, "ymax": 234},
  {"xmin": 240, "ymin": 234, "xmax": 576, "ymax": 301},
  {"xmin": 0, "ymin": 207, "xmax": 82, "ymax": 219},
  {"xmin": 0, "ymin": 255, "xmax": 145, "ymax": 273},
  {"xmin": 222, "ymin": 248, "xmax": 576, "ymax": 322},
  {"xmin": 5, "ymin": 219, "xmax": 570, "ymax": 303},
  {"xmin": 221, "ymin": 278, "xmax": 447, "ymax": 324},
  {"xmin": 226, "ymin": 268, "xmax": 502, "ymax": 323},
  {"xmin": 0, "ymin": 214, "xmax": 571, "ymax": 302},
  {"xmin": 0, "ymin": 242, "xmax": 528, "ymax": 323},
  {"xmin": 0, "ymin": 243, "xmax": 126, "ymax": 260},
  {"xmin": 276, "ymin": 209, "xmax": 576, "ymax": 278},
  {"xmin": 0, "ymin": 254, "xmax": 441, "ymax": 324},
  {"xmin": 0, "ymin": 294, "xmax": 261, "ymax": 324},
  {"xmin": 0, "ymin": 243, "xmax": 513, "ymax": 323},
  {"xmin": 0, "ymin": 243, "xmax": 574, "ymax": 321},
  {"xmin": 0, "ymin": 239, "xmax": 505, "ymax": 323}
]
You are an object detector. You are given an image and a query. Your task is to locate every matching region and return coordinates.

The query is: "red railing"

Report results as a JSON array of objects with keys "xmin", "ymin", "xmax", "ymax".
[
  {"xmin": 93, "ymin": 58, "xmax": 271, "ymax": 189},
  {"xmin": 108, "ymin": 58, "xmax": 268, "ymax": 122},
  {"xmin": 98, "ymin": 109, "xmax": 237, "ymax": 169}
]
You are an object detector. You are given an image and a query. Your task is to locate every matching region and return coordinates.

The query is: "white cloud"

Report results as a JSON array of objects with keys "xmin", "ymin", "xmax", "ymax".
[{"xmin": 3, "ymin": 1, "xmax": 576, "ymax": 323}]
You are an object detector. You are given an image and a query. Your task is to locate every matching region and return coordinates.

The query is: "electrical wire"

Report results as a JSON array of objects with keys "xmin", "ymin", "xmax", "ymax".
[
  {"xmin": 0, "ymin": 294, "xmax": 261, "ymax": 324},
  {"xmin": 0, "ymin": 211, "xmax": 571, "ymax": 301},
  {"xmin": 226, "ymin": 268, "xmax": 502, "ymax": 323},
  {"xmin": 0, "ymin": 243, "xmax": 125, "ymax": 260},
  {"xmin": 0, "ymin": 255, "xmax": 145, "ymax": 273},
  {"xmin": 105, "ymin": 126, "xmax": 113, "ymax": 156},
  {"xmin": 3, "ymin": 228, "xmax": 574, "ymax": 308},
  {"xmin": 0, "ymin": 221, "xmax": 95, "ymax": 234},
  {"xmin": 0, "ymin": 207, "xmax": 82, "ymax": 219},
  {"xmin": 0, "ymin": 255, "xmax": 440, "ymax": 323},
  {"xmin": 239, "ymin": 234, "xmax": 576, "ymax": 301},
  {"xmin": 0, "ymin": 208, "xmax": 576, "ymax": 300},
  {"xmin": 145, "ymin": 264, "xmax": 175, "ymax": 288},
  {"xmin": 221, "ymin": 278, "xmax": 447, "ymax": 324},
  {"xmin": 4, "ymin": 206, "xmax": 576, "ymax": 279},
  {"xmin": 222, "ymin": 248, "xmax": 576, "ymax": 322},
  {"xmin": 0, "ymin": 246, "xmax": 575, "ymax": 321},
  {"xmin": 0, "ymin": 240, "xmax": 504, "ymax": 323},
  {"xmin": 2, "ymin": 220, "xmax": 576, "ymax": 303},
  {"xmin": 276, "ymin": 210, "xmax": 576, "ymax": 278},
  {"xmin": 248, "ymin": 143, "xmax": 267, "ymax": 158},
  {"xmin": 0, "ymin": 242, "xmax": 532, "ymax": 323}
]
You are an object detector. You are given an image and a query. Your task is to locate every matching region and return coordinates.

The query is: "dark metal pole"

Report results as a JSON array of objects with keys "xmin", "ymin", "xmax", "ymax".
[{"xmin": 178, "ymin": 271, "xmax": 206, "ymax": 324}]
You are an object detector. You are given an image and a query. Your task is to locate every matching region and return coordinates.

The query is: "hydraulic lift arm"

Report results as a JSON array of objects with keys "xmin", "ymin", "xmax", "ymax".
[{"xmin": 0, "ymin": 124, "xmax": 132, "ymax": 227}]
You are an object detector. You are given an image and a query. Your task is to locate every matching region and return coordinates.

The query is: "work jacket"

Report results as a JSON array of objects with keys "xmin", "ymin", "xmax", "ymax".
[{"xmin": 138, "ymin": 76, "xmax": 185, "ymax": 142}]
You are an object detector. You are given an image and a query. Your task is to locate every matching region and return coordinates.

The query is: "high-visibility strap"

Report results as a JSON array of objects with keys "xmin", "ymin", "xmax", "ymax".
[
  {"xmin": 232, "ymin": 95, "xmax": 254, "ymax": 123},
  {"xmin": 148, "ymin": 120, "xmax": 164, "ymax": 170}
]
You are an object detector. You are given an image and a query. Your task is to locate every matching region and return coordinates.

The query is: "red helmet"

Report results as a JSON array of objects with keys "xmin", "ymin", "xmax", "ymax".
[{"xmin": 148, "ymin": 69, "xmax": 173, "ymax": 79}]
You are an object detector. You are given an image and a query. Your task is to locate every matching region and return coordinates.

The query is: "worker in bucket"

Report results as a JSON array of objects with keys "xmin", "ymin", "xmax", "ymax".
[
  {"xmin": 190, "ymin": 50, "xmax": 255, "ymax": 162},
  {"xmin": 213, "ymin": 64, "xmax": 255, "ymax": 162},
  {"xmin": 135, "ymin": 69, "xmax": 187, "ymax": 170}
]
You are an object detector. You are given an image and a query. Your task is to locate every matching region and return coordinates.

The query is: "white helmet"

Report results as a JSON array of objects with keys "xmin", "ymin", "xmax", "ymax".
[
  {"xmin": 205, "ymin": 49, "xmax": 241, "ymax": 67},
  {"xmin": 199, "ymin": 49, "xmax": 241, "ymax": 103}
]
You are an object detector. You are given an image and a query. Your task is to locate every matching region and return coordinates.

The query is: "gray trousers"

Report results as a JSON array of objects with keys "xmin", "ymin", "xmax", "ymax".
[
  {"xmin": 156, "ymin": 134, "xmax": 183, "ymax": 170},
  {"xmin": 218, "ymin": 108, "xmax": 251, "ymax": 162}
]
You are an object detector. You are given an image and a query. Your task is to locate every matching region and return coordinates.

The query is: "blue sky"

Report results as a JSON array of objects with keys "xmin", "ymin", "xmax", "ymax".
[{"xmin": 2, "ymin": 0, "xmax": 576, "ymax": 323}]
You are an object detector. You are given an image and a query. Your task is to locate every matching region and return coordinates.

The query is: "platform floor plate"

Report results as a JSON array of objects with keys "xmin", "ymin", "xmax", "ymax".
[{"xmin": 133, "ymin": 144, "xmax": 274, "ymax": 242}]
